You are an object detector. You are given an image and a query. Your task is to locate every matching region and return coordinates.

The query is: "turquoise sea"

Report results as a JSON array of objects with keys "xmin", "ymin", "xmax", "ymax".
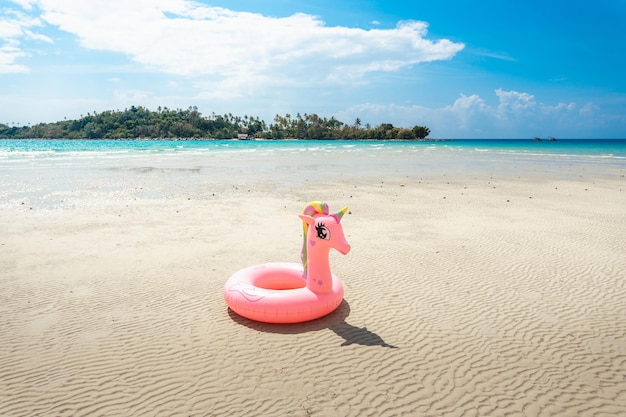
[
  {"xmin": 1, "ymin": 138, "xmax": 624, "ymax": 177},
  {"xmin": 1, "ymin": 138, "xmax": 626, "ymax": 158},
  {"xmin": 1, "ymin": 139, "xmax": 624, "ymax": 171},
  {"xmin": 1, "ymin": 139, "xmax": 624, "ymax": 209}
]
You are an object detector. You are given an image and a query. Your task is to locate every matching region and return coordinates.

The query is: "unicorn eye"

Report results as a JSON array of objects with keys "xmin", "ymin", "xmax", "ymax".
[{"xmin": 315, "ymin": 222, "xmax": 330, "ymax": 240}]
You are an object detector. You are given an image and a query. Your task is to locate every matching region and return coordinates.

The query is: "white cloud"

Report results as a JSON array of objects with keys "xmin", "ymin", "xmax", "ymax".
[
  {"xmin": 8, "ymin": 0, "xmax": 34, "ymax": 12},
  {"xmin": 0, "ymin": 6, "xmax": 51, "ymax": 73},
  {"xmin": 495, "ymin": 88, "xmax": 536, "ymax": 116},
  {"xmin": 340, "ymin": 89, "xmax": 610, "ymax": 138},
  {"xmin": 578, "ymin": 102, "xmax": 598, "ymax": 118},
  {"xmin": 12, "ymin": 0, "xmax": 463, "ymax": 95},
  {"xmin": 0, "ymin": 44, "xmax": 29, "ymax": 73},
  {"xmin": 446, "ymin": 94, "xmax": 488, "ymax": 111},
  {"xmin": 113, "ymin": 89, "xmax": 151, "ymax": 102},
  {"xmin": 472, "ymin": 49, "xmax": 516, "ymax": 62},
  {"xmin": 554, "ymin": 102, "xmax": 576, "ymax": 112}
]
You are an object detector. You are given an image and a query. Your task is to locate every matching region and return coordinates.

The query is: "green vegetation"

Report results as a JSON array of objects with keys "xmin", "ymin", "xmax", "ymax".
[{"xmin": 0, "ymin": 106, "xmax": 430, "ymax": 140}]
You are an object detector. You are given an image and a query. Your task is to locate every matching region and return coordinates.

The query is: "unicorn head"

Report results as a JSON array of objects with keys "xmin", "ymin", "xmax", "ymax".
[{"xmin": 299, "ymin": 201, "xmax": 350, "ymax": 292}]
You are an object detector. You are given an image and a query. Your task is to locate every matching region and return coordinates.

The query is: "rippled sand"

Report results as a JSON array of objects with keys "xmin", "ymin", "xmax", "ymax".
[{"xmin": 1, "ymin": 148, "xmax": 625, "ymax": 416}]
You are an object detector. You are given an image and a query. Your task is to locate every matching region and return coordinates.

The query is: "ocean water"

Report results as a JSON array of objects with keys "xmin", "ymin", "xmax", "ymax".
[
  {"xmin": 1, "ymin": 139, "xmax": 624, "ymax": 209},
  {"xmin": 1, "ymin": 138, "xmax": 625, "ymax": 154},
  {"xmin": 2, "ymin": 139, "xmax": 625, "ymax": 164}
]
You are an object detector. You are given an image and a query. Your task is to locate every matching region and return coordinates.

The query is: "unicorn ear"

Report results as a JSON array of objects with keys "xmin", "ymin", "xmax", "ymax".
[
  {"xmin": 332, "ymin": 207, "xmax": 348, "ymax": 223},
  {"xmin": 299, "ymin": 214, "xmax": 315, "ymax": 226}
]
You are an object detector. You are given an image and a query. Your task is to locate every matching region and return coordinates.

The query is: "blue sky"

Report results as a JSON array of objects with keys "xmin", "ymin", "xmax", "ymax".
[{"xmin": 1, "ymin": 0, "xmax": 625, "ymax": 138}]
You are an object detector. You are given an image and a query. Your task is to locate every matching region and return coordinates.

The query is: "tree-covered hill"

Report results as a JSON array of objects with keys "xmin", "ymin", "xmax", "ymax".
[{"xmin": 0, "ymin": 106, "xmax": 430, "ymax": 140}]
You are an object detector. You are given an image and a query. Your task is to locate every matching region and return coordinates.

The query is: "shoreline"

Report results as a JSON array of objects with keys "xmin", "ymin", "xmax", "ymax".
[{"xmin": 3, "ymin": 137, "xmax": 626, "ymax": 141}]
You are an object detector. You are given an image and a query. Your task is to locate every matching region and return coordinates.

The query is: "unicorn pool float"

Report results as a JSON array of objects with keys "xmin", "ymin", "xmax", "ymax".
[{"xmin": 224, "ymin": 201, "xmax": 350, "ymax": 323}]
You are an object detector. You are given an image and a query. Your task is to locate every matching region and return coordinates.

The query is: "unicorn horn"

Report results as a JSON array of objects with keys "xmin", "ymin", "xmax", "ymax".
[{"xmin": 332, "ymin": 206, "xmax": 348, "ymax": 222}]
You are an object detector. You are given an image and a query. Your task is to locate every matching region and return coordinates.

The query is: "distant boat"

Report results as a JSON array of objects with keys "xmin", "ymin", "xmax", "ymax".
[
  {"xmin": 534, "ymin": 137, "xmax": 541, "ymax": 141},
  {"xmin": 548, "ymin": 136, "xmax": 557, "ymax": 141}
]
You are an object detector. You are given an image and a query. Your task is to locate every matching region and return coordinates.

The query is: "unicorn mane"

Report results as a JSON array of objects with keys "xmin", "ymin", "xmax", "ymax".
[{"xmin": 301, "ymin": 201, "xmax": 329, "ymax": 276}]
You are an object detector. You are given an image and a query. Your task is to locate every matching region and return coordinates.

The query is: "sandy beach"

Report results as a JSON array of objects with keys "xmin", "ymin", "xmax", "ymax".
[{"xmin": 1, "ymin": 145, "xmax": 625, "ymax": 416}]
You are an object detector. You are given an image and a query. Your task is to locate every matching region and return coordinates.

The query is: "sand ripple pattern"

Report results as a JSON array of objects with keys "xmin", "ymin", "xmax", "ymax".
[{"xmin": 1, "ymin": 178, "xmax": 625, "ymax": 416}]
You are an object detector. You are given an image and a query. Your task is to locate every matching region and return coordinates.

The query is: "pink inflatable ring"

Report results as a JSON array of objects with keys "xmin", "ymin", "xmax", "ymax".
[{"xmin": 224, "ymin": 201, "xmax": 350, "ymax": 324}]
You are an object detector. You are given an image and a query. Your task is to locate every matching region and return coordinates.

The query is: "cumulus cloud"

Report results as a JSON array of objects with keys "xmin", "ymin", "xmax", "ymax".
[
  {"xmin": 495, "ymin": 88, "xmax": 536, "ymax": 116},
  {"xmin": 7, "ymin": 0, "xmax": 463, "ymax": 93},
  {"xmin": 341, "ymin": 89, "xmax": 606, "ymax": 138}
]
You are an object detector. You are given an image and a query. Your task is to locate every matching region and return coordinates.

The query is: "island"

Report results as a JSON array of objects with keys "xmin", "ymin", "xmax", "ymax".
[{"xmin": 1, "ymin": 106, "xmax": 431, "ymax": 140}]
